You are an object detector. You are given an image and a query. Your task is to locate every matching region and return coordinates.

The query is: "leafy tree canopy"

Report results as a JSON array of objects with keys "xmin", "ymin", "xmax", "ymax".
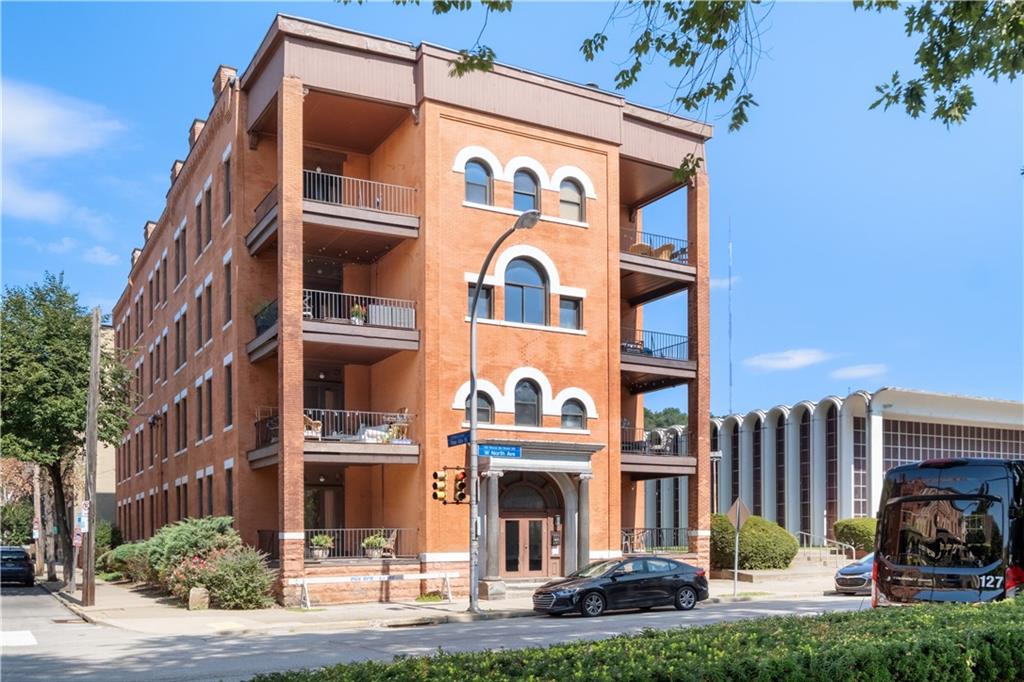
[
  {"xmin": 644, "ymin": 406, "xmax": 688, "ymax": 429},
  {"xmin": 348, "ymin": 0, "xmax": 1022, "ymax": 181}
]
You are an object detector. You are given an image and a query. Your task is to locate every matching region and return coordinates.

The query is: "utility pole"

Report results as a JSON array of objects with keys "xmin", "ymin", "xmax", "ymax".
[
  {"xmin": 82, "ymin": 307, "xmax": 101, "ymax": 606},
  {"xmin": 33, "ymin": 464, "xmax": 43, "ymax": 577}
]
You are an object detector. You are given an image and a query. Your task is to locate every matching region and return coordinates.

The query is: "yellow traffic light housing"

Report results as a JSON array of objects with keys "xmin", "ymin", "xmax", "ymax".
[
  {"xmin": 454, "ymin": 470, "xmax": 468, "ymax": 503},
  {"xmin": 432, "ymin": 470, "xmax": 447, "ymax": 502}
]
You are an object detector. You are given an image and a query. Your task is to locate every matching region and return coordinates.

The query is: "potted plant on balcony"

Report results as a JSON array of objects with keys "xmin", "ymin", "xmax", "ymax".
[
  {"xmin": 309, "ymin": 534, "xmax": 334, "ymax": 560},
  {"xmin": 362, "ymin": 532, "xmax": 387, "ymax": 559},
  {"xmin": 349, "ymin": 303, "xmax": 367, "ymax": 325}
]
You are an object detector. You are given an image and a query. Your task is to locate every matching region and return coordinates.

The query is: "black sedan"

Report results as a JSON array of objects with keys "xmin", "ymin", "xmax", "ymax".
[
  {"xmin": 533, "ymin": 556, "xmax": 709, "ymax": 617},
  {"xmin": 1, "ymin": 546, "xmax": 35, "ymax": 587}
]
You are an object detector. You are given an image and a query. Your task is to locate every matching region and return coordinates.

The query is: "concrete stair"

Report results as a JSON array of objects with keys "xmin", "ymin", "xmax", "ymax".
[{"xmin": 503, "ymin": 578, "xmax": 560, "ymax": 598}]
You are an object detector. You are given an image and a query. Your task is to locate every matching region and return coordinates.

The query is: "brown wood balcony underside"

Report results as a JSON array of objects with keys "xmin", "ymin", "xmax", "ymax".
[
  {"xmin": 619, "ymin": 254, "xmax": 696, "ymax": 307},
  {"xmin": 620, "ymin": 454, "xmax": 697, "ymax": 481},
  {"xmin": 247, "ymin": 441, "xmax": 420, "ymax": 469},
  {"xmin": 620, "ymin": 353, "xmax": 697, "ymax": 394}
]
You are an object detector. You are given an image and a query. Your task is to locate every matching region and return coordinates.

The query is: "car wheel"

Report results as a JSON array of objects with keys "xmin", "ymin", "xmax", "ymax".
[
  {"xmin": 675, "ymin": 586, "xmax": 697, "ymax": 611},
  {"xmin": 580, "ymin": 591, "xmax": 606, "ymax": 617}
]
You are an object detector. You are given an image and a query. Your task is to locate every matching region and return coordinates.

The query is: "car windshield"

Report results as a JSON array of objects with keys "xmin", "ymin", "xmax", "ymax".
[
  {"xmin": 569, "ymin": 560, "xmax": 620, "ymax": 578},
  {"xmin": 879, "ymin": 496, "xmax": 1004, "ymax": 568}
]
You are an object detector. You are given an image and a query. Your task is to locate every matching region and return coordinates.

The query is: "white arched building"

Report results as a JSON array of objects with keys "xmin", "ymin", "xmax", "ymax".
[{"xmin": 647, "ymin": 387, "xmax": 1024, "ymax": 541}]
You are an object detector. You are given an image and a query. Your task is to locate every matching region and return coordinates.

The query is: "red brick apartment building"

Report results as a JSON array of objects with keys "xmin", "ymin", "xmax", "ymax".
[{"xmin": 113, "ymin": 14, "xmax": 712, "ymax": 604}]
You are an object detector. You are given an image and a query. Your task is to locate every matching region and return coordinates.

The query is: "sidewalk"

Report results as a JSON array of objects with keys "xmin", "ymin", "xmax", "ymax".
[{"xmin": 44, "ymin": 573, "xmax": 838, "ymax": 637}]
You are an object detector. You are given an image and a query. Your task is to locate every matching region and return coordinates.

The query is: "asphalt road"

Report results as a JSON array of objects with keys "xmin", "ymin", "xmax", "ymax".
[{"xmin": 1, "ymin": 585, "xmax": 868, "ymax": 682}]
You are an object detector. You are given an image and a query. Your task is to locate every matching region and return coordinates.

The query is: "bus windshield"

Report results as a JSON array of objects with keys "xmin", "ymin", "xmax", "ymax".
[{"xmin": 879, "ymin": 496, "xmax": 1004, "ymax": 569}]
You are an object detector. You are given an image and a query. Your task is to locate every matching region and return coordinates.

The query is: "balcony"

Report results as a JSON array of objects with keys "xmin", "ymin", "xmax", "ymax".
[
  {"xmin": 246, "ymin": 291, "xmax": 420, "ymax": 363},
  {"xmin": 620, "ymin": 328, "xmax": 696, "ymax": 394},
  {"xmin": 249, "ymin": 407, "xmax": 419, "ymax": 468},
  {"xmin": 246, "ymin": 172, "xmax": 420, "ymax": 258},
  {"xmin": 620, "ymin": 427, "xmax": 696, "ymax": 481},
  {"xmin": 619, "ymin": 228, "xmax": 695, "ymax": 306}
]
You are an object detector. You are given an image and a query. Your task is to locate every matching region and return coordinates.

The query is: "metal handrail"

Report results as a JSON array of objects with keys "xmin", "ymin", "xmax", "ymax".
[
  {"xmin": 302, "ymin": 289, "xmax": 416, "ymax": 329},
  {"xmin": 303, "ymin": 170, "xmax": 417, "ymax": 216},
  {"xmin": 253, "ymin": 299, "xmax": 278, "ymax": 335},
  {"xmin": 621, "ymin": 427, "xmax": 687, "ymax": 456},
  {"xmin": 795, "ymin": 531, "xmax": 857, "ymax": 565},
  {"xmin": 621, "ymin": 327, "xmax": 689, "ymax": 361},
  {"xmin": 254, "ymin": 185, "xmax": 278, "ymax": 222},
  {"xmin": 302, "ymin": 408, "xmax": 414, "ymax": 444},
  {"xmin": 621, "ymin": 528, "xmax": 689, "ymax": 554},
  {"xmin": 305, "ymin": 528, "xmax": 416, "ymax": 560},
  {"xmin": 620, "ymin": 228, "xmax": 688, "ymax": 264}
]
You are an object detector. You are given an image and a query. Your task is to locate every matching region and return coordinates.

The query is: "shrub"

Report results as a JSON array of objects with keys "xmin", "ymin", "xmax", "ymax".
[
  {"xmin": 203, "ymin": 547, "xmax": 274, "ymax": 610},
  {"xmin": 105, "ymin": 542, "xmax": 153, "ymax": 583},
  {"xmin": 834, "ymin": 517, "xmax": 876, "ymax": 552},
  {"xmin": 251, "ymin": 599, "xmax": 1024, "ymax": 682},
  {"xmin": 145, "ymin": 516, "xmax": 240, "ymax": 581},
  {"xmin": 94, "ymin": 521, "xmax": 123, "ymax": 557},
  {"xmin": 166, "ymin": 552, "xmax": 216, "ymax": 602},
  {"xmin": 710, "ymin": 514, "xmax": 797, "ymax": 570},
  {"xmin": 0, "ymin": 498, "xmax": 34, "ymax": 545}
]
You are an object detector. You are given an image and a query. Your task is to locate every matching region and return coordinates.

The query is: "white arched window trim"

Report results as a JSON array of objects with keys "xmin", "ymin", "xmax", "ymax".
[
  {"xmin": 450, "ymin": 367, "xmax": 598, "ymax": 419},
  {"xmin": 452, "ymin": 145, "xmax": 503, "ymax": 179},
  {"xmin": 462, "ymin": 244, "xmax": 586, "ymax": 300},
  {"xmin": 452, "ymin": 146, "xmax": 598, "ymax": 200}
]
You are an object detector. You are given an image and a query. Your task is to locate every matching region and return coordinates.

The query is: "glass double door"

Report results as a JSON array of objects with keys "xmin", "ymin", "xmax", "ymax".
[{"xmin": 501, "ymin": 516, "xmax": 549, "ymax": 578}]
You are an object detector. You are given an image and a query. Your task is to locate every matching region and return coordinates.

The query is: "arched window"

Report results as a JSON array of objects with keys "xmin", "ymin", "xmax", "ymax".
[
  {"xmin": 514, "ymin": 379, "xmax": 541, "ymax": 426},
  {"xmin": 505, "ymin": 258, "xmax": 547, "ymax": 325},
  {"xmin": 464, "ymin": 392, "xmax": 494, "ymax": 424},
  {"xmin": 558, "ymin": 179, "xmax": 584, "ymax": 222},
  {"xmin": 560, "ymin": 399, "xmax": 586, "ymax": 429},
  {"xmin": 465, "ymin": 159, "xmax": 493, "ymax": 205},
  {"xmin": 513, "ymin": 170, "xmax": 539, "ymax": 212}
]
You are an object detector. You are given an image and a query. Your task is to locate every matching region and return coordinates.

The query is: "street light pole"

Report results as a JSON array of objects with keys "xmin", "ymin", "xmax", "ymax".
[{"xmin": 467, "ymin": 209, "xmax": 540, "ymax": 613}]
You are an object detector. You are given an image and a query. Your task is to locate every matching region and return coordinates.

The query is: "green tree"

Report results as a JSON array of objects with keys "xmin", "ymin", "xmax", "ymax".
[
  {"xmin": 644, "ymin": 407, "xmax": 688, "ymax": 429},
  {"xmin": 349, "ymin": 1, "xmax": 1023, "ymax": 180},
  {"xmin": 1, "ymin": 273, "xmax": 132, "ymax": 581},
  {"xmin": 0, "ymin": 498, "xmax": 34, "ymax": 545}
]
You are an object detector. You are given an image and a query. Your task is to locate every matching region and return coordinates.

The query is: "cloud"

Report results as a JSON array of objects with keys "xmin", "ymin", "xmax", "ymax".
[
  {"xmin": 710, "ymin": 275, "xmax": 740, "ymax": 290},
  {"xmin": 830, "ymin": 363, "xmax": 888, "ymax": 380},
  {"xmin": 18, "ymin": 236, "xmax": 77, "ymax": 254},
  {"xmin": 744, "ymin": 348, "xmax": 834, "ymax": 372},
  {"xmin": 2, "ymin": 80, "xmax": 123, "ymax": 162},
  {"xmin": 82, "ymin": 246, "xmax": 119, "ymax": 266},
  {"xmin": 1, "ymin": 79, "xmax": 123, "ymax": 239}
]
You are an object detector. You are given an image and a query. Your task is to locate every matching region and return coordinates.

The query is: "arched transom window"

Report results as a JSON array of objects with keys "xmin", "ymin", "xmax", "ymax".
[
  {"xmin": 465, "ymin": 159, "xmax": 493, "ymax": 205},
  {"xmin": 464, "ymin": 392, "xmax": 494, "ymax": 424},
  {"xmin": 560, "ymin": 399, "xmax": 586, "ymax": 429},
  {"xmin": 513, "ymin": 170, "xmax": 540, "ymax": 212},
  {"xmin": 504, "ymin": 258, "xmax": 547, "ymax": 325},
  {"xmin": 514, "ymin": 379, "xmax": 541, "ymax": 426},
  {"xmin": 558, "ymin": 179, "xmax": 584, "ymax": 222}
]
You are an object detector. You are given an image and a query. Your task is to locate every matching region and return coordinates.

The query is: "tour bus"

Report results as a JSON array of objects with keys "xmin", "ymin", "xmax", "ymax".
[{"xmin": 873, "ymin": 458, "xmax": 1024, "ymax": 606}]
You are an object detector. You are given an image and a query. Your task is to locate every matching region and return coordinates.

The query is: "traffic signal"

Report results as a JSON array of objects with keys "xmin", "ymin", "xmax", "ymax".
[
  {"xmin": 454, "ymin": 470, "xmax": 468, "ymax": 503},
  {"xmin": 432, "ymin": 470, "xmax": 447, "ymax": 502}
]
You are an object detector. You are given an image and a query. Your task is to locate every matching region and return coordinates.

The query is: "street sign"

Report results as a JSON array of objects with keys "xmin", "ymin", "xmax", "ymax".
[
  {"xmin": 75, "ymin": 510, "xmax": 89, "ymax": 533},
  {"xmin": 446, "ymin": 431, "xmax": 471, "ymax": 447},
  {"xmin": 727, "ymin": 498, "xmax": 751, "ymax": 529},
  {"xmin": 479, "ymin": 444, "xmax": 521, "ymax": 458},
  {"xmin": 73, "ymin": 531, "xmax": 82, "ymax": 548}
]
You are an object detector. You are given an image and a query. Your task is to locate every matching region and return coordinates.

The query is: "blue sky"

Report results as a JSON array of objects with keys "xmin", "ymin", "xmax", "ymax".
[{"xmin": 2, "ymin": 2, "xmax": 1021, "ymax": 417}]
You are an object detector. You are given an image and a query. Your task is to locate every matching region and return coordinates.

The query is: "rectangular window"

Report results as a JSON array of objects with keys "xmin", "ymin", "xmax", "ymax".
[
  {"xmin": 223, "ymin": 159, "xmax": 232, "ymax": 220},
  {"xmin": 175, "ymin": 484, "xmax": 182, "ymax": 521},
  {"xmin": 196, "ymin": 383, "xmax": 204, "ymax": 443},
  {"xmin": 225, "ymin": 467, "xmax": 234, "ymax": 517},
  {"xmin": 148, "ymin": 349, "xmax": 154, "ymax": 394},
  {"xmin": 162, "ymin": 255, "xmax": 168, "ymax": 302},
  {"xmin": 182, "ymin": 482, "xmax": 189, "ymax": 518},
  {"xmin": 558, "ymin": 297, "xmax": 581, "ymax": 330},
  {"xmin": 205, "ymin": 376, "xmax": 213, "ymax": 438},
  {"xmin": 196, "ymin": 477, "xmax": 204, "ymax": 518},
  {"xmin": 161, "ymin": 413, "xmax": 168, "ymax": 460},
  {"xmin": 467, "ymin": 284, "xmax": 492, "ymax": 319},
  {"xmin": 224, "ymin": 363, "xmax": 233, "ymax": 427},
  {"xmin": 204, "ymin": 188, "xmax": 212, "ymax": 246},
  {"xmin": 162, "ymin": 489, "xmax": 169, "ymax": 527},
  {"xmin": 223, "ymin": 262, "xmax": 232, "ymax": 324},
  {"xmin": 148, "ymin": 423, "xmax": 155, "ymax": 466},
  {"xmin": 180, "ymin": 397, "xmax": 188, "ymax": 452},
  {"xmin": 206, "ymin": 473, "xmax": 214, "ymax": 516},
  {"xmin": 148, "ymin": 279, "xmax": 155, "ymax": 321},
  {"xmin": 204, "ymin": 283, "xmax": 212, "ymax": 342},
  {"xmin": 195, "ymin": 201, "xmax": 202, "ymax": 258},
  {"xmin": 195, "ymin": 291, "xmax": 204, "ymax": 349}
]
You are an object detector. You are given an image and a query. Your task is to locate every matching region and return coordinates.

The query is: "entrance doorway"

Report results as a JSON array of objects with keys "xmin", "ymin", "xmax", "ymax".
[{"xmin": 498, "ymin": 472, "xmax": 564, "ymax": 578}]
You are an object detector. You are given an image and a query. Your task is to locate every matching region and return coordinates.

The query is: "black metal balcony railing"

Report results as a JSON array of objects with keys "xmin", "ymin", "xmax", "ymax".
[
  {"xmin": 303, "ymin": 170, "xmax": 417, "ymax": 217},
  {"xmin": 621, "ymin": 328, "xmax": 689, "ymax": 361},
  {"xmin": 621, "ymin": 427, "xmax": 687, "ymax": 456},
  {"xmin": 303, "ymin": 290, "xmax": 416, "ymax": 329},
  {"xmin": 253, "ymin": 407, "xmax": 415, "ymax": 448},
  {"xmin": 621, "ymin": 528, "xmax": 689, "ymax": 554},
  {"xmin": 303, "ymin": 408, "xmax": 414, "ymax": 444},
  {"xmin": 620, "ymin": 228, "xmax": 688, "ymax": 265},
  {"xmin": 254, "ymin": 185, "xmax": 278, "ymax": 224},
  {"xmin": 254, "ymin": 299, "xmax": 279, "ymax": 336}
]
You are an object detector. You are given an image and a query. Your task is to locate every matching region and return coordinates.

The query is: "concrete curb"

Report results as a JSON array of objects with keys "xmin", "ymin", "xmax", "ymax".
[
  {"xmin": 382, "ymin": 608, "xmax": 537, "ymax": 628},
  {"xmin": 41, "ymin": 582, "xmax": 98, "ymax": 625}
]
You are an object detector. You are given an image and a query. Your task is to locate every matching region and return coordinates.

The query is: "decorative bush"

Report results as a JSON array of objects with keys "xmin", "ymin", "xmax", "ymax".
[
  {"xmin": 361, "ymin": 533, "xmax": 387, "ymax": 550},
  {"xmin": 94, "ymin": 520, "xmax": 123, "ymax": 558},
  {"xmin": 145, "ymin": 516, "xmax": 241, "ymax": 581},
  {"xmin": 251, "ymin": 599, "xmax": 1024, "ymax": 682},
  {"xmin": 105, "ymin": 542, "xmax": 153, "ymax": 583},
  {"xmin": 166, "ymin": 552, "xmax": 216, "ymax": 602},
  {"xmin": 834, "ymin": 517, "xmax": 877, "ymax": 552},
  {"xmin": 710, "ymin": 514, "xmax": 797, "ymax": 570},
  {"xmin": 203, "ymin": 547, "xmax": 275, "ymax": 610},
  {"xmin": 310, "ymin": 534, "xmax": 334, "ymax": 549}
]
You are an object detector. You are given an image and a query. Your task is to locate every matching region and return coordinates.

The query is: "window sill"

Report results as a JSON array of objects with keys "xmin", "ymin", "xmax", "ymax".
[
  {"xmin": 174, "ymin": 363, "xmax": 186, "ymax": 376},
  {"xmin": 463, "ymin": 316, "xmax": 586, "ymax": 336},
  {"xmin": 173, "ymin": 275, "xmax": 188, "ymax": 295},
  {"xmin": 203, "ymin": 434, "xmax": 213, "ymax": 443},
  {"xmin": 222, "ymin": 319, "xmax": 233, "ymax": 332},
  {"xmin": 221, "ymin": 214, "xmax": 232, "ymax": 228},
  {"xmin": 223, "ymin": 424, "xmax": 234, "ymax": 433},
  {"xmin": 461, "ymin": 201, "xmax": 588, "ymax": 228}
]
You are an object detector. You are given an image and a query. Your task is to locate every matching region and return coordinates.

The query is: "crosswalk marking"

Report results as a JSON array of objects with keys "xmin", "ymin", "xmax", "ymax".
[{"xmin": 1, "ymin": 630, "xmax": 38, "ymax": 647}]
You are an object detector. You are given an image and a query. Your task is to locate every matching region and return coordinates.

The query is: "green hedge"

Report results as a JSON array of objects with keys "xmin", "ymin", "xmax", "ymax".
[
  {"xmin": 710, "ymin": 514, "xmax": 797, "ymax": 570},
  {"xmin": 251, "ymin": 599, "xmax": 1024, "ymax": 681},
  {"xmin": 834, "ymin": 517, "xmax": 876, "ymax": 552}
]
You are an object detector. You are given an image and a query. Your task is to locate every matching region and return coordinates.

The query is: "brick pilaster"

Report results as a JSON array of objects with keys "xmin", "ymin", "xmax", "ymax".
[
  {"xmin": 277, "ymin": 76, "xmax": 306, "ymax": 603},
  {"xmin": 687, "ymin": 172, "xmax": 711, "ymax": 570}
]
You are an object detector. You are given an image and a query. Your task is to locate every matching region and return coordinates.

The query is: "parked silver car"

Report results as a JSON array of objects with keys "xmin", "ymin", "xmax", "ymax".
[{"xmin": 834, "ymin": 553, "xmax": 873, "ymax": 595}]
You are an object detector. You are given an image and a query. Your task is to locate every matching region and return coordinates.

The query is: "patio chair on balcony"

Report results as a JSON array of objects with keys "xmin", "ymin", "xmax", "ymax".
[
  {"xmin": 628, "ymin": 242, "xmax": 654, "ymax": 257},
  {"xmin": 381, "ymin": 529, "xmax": 398, "ymax": 558},
  {"xmin": 653, "ymin": 244, "xmax": 674, "ymax": 260},
  {"xmin": 303, "ymin": 415, "xmax": 322, "ymax": 440},
  {"xmin": 302, "ymin": 292, "xmax": 313, "ymax": 320}
]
